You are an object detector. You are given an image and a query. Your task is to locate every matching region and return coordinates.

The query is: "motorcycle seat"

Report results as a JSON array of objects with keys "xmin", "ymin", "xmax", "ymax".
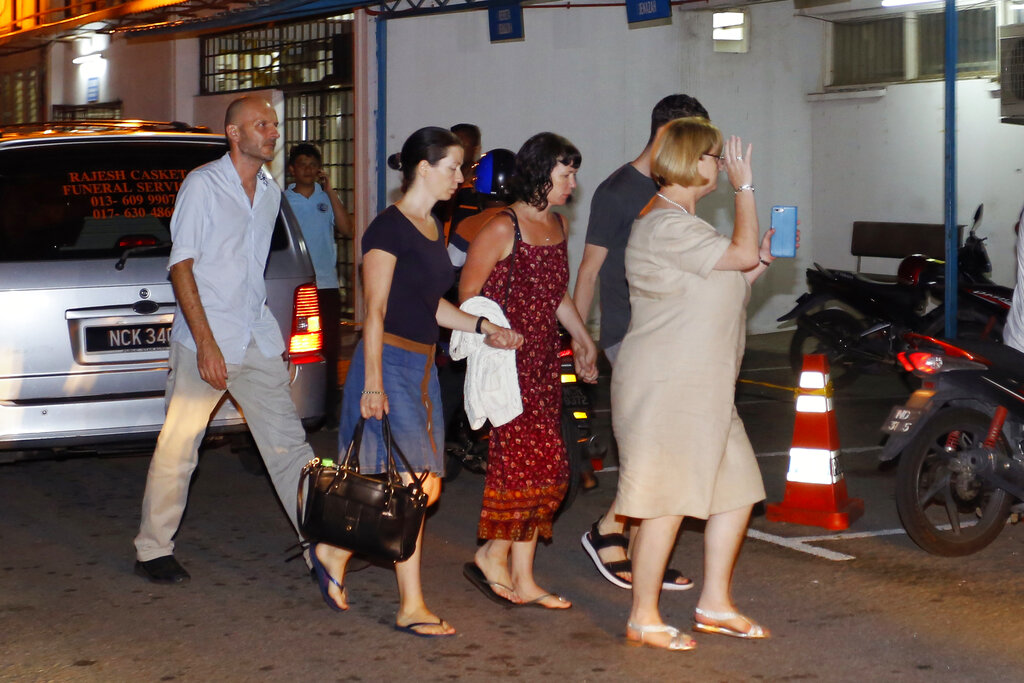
[
  {"xmin": 954, "ymin": 339, "xmax": 1024, "ymax": 383},
  {"xmin": 852, "ymin": 273, "xmax": 899, "ymax": 284},
  {"xmin": 846, "ymin": 274, "xmax": 925, "ymax": 310}
]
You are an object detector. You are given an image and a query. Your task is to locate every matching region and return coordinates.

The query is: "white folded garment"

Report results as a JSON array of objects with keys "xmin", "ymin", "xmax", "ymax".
[{"xmin": 449, "ymin": 296, "xmax": 523, "ymax": 429}]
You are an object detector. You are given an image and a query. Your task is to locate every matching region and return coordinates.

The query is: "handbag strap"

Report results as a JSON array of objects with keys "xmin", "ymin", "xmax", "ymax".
[
  {"xmin": 340, "ymin": 415, "xmax": 428, "ymax": 490},
  {"xmin": 500, "ymin": 208, "xmax": 521, "ymax": 310}
]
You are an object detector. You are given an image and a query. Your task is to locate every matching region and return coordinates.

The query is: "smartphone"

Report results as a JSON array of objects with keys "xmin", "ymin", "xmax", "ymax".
[{"xmin": 770, "ymin": 206, "xmax": 798, "ymax": 258}]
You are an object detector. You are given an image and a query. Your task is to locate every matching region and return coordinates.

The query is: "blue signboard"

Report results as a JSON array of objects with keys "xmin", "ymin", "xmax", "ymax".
[
  {"xmin": 489, "ymin": 2, "xmax": 524, "ymax": 43},
  {"xmin": 86, "ymin": 77, "xmax": 99, "ymax": 103},
  {"xmin": 625, "ymin": 0, "xmax": 671, "ymax": 24}
]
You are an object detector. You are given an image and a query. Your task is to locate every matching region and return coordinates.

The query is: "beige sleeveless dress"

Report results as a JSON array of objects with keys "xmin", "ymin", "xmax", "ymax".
[{"xmin": 611, "ymin": 209, "xmax": 766, "ymax": 520}]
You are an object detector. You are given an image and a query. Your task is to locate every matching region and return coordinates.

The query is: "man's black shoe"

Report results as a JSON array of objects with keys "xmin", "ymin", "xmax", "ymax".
[{"xmin": 135, "ymin": 555, "xmax": 191, "ymax": 584}]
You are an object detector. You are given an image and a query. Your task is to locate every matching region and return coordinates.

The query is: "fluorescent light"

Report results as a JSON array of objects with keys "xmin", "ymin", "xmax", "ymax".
[
  {"xmin": 713, "ymin": 11, "xmax": 745, "ymax": 28},
  {"xmin": 714, "ymin": 27, "xmax": 745, "ymax": 41},
  {"xmin": 72, "ymin": 52, "xmax": 104, "ymax": 65}
]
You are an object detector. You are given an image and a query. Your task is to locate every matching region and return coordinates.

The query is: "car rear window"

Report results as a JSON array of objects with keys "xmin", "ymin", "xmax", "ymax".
[{"xmin": 0, "ymin": 139, "xmax": 287, "ymax": 262}]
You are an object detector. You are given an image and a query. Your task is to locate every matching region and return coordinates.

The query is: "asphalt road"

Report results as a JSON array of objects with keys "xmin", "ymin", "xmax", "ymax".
[{"xmin": 3, "ymin": 334, "xmax": 1024, "ymax": 682}]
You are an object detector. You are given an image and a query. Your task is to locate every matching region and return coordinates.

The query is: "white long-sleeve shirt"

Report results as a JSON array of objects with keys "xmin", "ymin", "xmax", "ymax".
[{"xmin": 449, "ymin": 296, "xmax": 522, "ymax": 429}]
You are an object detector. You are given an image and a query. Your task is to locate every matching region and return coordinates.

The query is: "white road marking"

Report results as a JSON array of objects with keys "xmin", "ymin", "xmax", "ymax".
[
  {"xmin": 756, "ymin": 445, "xmax": 882, "ymax": 458},
  {"xmin": 747, "ymin": 527, "xmax": 913, "ymax": 561},
  {"xmin": 792, "ymin": 528, "xmax": 907, "ymax": 543},
  {"xmin": 748, "ymin": 522, "xmax": 978, "ymax": 561},
  {"xmin": 746, "ymin": 528, "xmax": 859, "ymax": 561}
]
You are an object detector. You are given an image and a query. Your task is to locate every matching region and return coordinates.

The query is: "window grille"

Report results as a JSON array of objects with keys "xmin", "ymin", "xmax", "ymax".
[
  {"xmin": 285, "ymin": 89, "xmax": 357, "ymax": 320},
  {"xmin": 52, "ymin": 101, "xmax": 124, "ymax": 120},
  {"xmin": 0, "ymin": 67, "xmax": 43, "ymax": 125},
  {"xmin": 832, "ymin": 17, "xmax": 905, "ymax": 87},
  {"xmin": 918, "ymin": 6, "xmax": 997, "ymax": 78},
  {"xmin": 200, "ymin": 17, "xmax": 353, "ymax": 95},
  {"xmin": 831, "ymin": 6, "xmax": 997, "ymax": 88}
]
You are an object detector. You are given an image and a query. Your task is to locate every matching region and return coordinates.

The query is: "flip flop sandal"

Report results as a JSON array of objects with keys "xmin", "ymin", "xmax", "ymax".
[
  {"xmin": 520, "ymin": 593, "xmax": 571, "ymax": 609},
  {"xmin": 309, "ymin": 543, "xmax": 347, "ymax": 612},
  {"xmin": 462, "ymin": 563, "xmax": 520, "ymax": 608},
  {"xmin": 394, "ymin": 619, "xmax": 456, "ymax": 638},
  {"xmin": 692, "ymin": 607, "xmax": 768, "ymax": 639}
]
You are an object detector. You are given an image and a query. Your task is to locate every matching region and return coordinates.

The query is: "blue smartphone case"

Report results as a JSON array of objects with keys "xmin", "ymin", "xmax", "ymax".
[{"xmin": 770, "ymin": 206, "xmax": 797, "ymax": 258}]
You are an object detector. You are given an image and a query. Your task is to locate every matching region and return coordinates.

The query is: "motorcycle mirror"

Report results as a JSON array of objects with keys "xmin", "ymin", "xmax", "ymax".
[{"xmin": 973, "ymin": 204, "xmax": 983, "ymax": 224}]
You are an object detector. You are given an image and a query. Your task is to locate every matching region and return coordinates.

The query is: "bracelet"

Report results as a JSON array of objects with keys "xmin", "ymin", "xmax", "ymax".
[
  {"xmin": 735, "ymin": 184, "xmax": 754, "ymax": 194},
  {"xmin": 361, "ymin": 390, "xmax": 386, "ymax": 396},
  {"xmin": 475, "ymin": 316, "xmax": 486, "ymax": 334},
  {"xmin": 760, "ymin": 258, "xmax": 771, "ymax": 267}
]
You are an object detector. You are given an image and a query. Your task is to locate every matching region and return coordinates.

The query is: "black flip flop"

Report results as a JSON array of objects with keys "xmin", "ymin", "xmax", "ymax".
[
  {"xmin": 394, "ymin": 619, "xmax": 456, "ymax": 638},
  {"xmin": 462, "ymin": 563, "xmax": 519, "ymax": 608}
]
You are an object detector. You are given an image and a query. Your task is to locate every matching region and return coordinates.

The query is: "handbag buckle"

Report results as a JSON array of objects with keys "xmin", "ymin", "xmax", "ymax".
[{"xmin": 381, "ymin": 487, "xmax": 396, "ymax": 518}]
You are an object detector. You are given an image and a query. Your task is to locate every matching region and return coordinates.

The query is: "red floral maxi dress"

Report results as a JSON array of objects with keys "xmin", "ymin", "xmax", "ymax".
[{"xmin": 478, "ymin": 214, "xmax": 569, "ymax": 542}]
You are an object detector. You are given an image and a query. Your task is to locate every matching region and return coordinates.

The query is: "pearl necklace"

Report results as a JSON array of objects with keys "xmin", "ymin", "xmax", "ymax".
[{"xmin": 656, "ymin": 192, "xmax": 689, "ymax": 214}]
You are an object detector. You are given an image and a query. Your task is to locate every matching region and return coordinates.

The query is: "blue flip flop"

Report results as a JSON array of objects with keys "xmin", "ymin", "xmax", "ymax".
[
  {"xmin": 309, "ymin": 543, "xmax": 347, "ymax": 612},
  {"xmin": 394, "ymin": 619, "xmax": 455, "ymax": 638}
]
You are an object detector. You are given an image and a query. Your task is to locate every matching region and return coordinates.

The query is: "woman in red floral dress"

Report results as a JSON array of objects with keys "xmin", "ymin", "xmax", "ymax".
[{"xmin": 459, "ymin": 132, "xmax": 598, "ymax": 609}]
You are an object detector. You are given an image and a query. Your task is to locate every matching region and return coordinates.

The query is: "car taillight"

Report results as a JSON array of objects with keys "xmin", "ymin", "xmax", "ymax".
[{"xmin": 288, "ymin": 283, "xmax": 323, "ymax": 364}]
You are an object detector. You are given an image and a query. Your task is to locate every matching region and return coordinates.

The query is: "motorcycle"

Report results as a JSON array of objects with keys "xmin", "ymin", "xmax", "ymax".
[
  {"xmin": 778, "ymin": 205, "xmax": 1010, "ymax": 388},
  {"xmin": 880, "ymin": 333, "xmax": 1024, "ymax": 556}
]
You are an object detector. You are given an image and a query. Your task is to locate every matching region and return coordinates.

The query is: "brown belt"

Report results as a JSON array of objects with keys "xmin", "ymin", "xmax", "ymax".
[
  {"xmin": 381, "ymin": 332, "xmax": 437, "ymax": 455},
  {"xmin": 382, "ymin": 332, "xmax": 434, "ymax": 357}
]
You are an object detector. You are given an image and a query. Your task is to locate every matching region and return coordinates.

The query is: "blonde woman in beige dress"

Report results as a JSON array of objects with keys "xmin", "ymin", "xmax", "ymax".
[{"xmin": 612, "ymin": 117, "xmax": 787, "ymax": 651}]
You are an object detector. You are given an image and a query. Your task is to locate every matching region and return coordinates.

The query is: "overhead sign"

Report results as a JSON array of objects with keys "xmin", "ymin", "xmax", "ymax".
[
  {"xmin": 489, "ymin": 2, "xmax": 524, "ymax": 43},
  {"xmin": 625, "ymin": 0, "xmax": 671, "ymax": 25}
]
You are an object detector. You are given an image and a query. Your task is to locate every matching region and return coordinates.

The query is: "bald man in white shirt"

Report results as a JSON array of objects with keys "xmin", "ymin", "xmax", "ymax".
[{"xmin": 133, "ymin": 97, "xmax": 316, "ymax": 585}]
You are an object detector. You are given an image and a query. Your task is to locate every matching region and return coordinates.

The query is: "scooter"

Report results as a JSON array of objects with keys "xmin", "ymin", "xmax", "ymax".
[
  {"xmin": 778, "ymin": 205, "xmax": 1010, "ymax": 387},
  {"xmin": 880, "ymin": 333, "xmax": 1024, "ymax": 556}
]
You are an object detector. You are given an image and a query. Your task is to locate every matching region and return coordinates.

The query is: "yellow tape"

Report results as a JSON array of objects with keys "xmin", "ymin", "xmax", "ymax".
[{"xmin": 737, "ymin": 378, "xmax": 834, "ymax": 399}]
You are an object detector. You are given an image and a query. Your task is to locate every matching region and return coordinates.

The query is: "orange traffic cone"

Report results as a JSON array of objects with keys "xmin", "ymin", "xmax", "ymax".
[{"xmin": 765, "ymin": 354, "xmax": 864, "ymax": 530}]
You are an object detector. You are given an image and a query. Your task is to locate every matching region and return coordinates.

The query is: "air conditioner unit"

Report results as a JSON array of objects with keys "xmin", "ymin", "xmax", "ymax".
[{"xmin": 1000, "ymin": 24, "xmax": 1024, "ymax": 124}]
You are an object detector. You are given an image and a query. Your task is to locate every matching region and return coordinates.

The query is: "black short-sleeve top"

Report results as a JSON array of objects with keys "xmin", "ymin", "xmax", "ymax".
[{"xmin": 361, "ymin": 204, "xmax": 455, "ymax": 345}]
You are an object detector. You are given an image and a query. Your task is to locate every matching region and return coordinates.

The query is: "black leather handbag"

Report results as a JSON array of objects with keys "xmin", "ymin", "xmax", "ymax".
[{"xmin": 297, "ymin": 416, "xmax": 429, "ymax": 563}]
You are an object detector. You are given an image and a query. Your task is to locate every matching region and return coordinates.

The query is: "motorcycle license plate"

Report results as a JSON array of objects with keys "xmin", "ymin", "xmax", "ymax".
[{"xmin": 882, "ymin": 406, "xmax": 922, "ymax": 435}]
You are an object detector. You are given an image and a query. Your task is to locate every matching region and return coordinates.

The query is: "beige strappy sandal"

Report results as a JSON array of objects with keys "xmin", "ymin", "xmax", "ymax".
[
  {"xmin": 692, "ymin": 607, "xmax": 769, "ymax": 639},
  {"xmin": 626, "ymin": 622, "xmax": 697, "ymax": 651}
]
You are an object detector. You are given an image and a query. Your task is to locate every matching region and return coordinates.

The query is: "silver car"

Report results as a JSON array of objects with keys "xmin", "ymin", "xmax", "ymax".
[{"xmin": 0, "ymin": 121, "xmax": 326, "ymax": 461}]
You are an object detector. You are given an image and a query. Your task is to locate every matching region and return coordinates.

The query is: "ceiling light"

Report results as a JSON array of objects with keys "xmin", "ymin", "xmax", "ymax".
[{"xmin": 72, "ymin": 52, "xmax": 104, "ymax": 65}]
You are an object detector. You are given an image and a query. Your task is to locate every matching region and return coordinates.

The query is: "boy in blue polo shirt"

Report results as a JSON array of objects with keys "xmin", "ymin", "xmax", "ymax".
[{"xmin": 284, "ymin": 143, "xmax": 352, "ymax": 426}]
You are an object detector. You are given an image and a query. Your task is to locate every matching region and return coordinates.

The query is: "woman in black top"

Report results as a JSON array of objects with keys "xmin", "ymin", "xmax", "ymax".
[{"xmin": 312, "ymin": 127, "xmax": 522, "ymax": 637}]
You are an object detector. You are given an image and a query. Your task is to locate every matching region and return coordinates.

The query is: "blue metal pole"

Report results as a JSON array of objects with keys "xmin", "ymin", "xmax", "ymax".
[
  {"xmin": 376, "ymin": 14, "xmax": 388, "ymax": 215},
  {"xmin": 943, "ymin": 0, "xmax": 958, "ymax": 339}
]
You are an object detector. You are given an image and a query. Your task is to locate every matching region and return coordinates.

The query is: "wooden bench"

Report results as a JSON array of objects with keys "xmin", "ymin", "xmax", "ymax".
[{"xmin": 851, "ymin": 221, "xmax": 962, "ymax": 273}]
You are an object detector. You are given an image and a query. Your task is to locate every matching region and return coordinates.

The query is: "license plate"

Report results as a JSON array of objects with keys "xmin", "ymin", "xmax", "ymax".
[
  {"xmin": 882, "ymin": 405, "xmax": 923, "ymax": 435},
  {"xmin": 85, "ymin": 323, "xmax": 172, "ymax": 353}
]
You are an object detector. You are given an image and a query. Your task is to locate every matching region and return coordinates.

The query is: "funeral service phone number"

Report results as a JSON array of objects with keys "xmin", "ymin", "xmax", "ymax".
[{"xmin": 63, "ymin": 169, "xmax": 185, "ymax": 220}]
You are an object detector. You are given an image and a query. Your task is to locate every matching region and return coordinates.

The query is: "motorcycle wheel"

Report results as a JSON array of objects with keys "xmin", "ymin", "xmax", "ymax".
[
  {"xmin": 788, "ymin": 309, "xmax": 865, "ymax": 389},
  {"xmin": 557, "ymin": 410, "xmax": 583, "ymax": 516},
  {"xmin": 895, "ymin": 407, "xmax": 1012, "ymax": 557}
]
